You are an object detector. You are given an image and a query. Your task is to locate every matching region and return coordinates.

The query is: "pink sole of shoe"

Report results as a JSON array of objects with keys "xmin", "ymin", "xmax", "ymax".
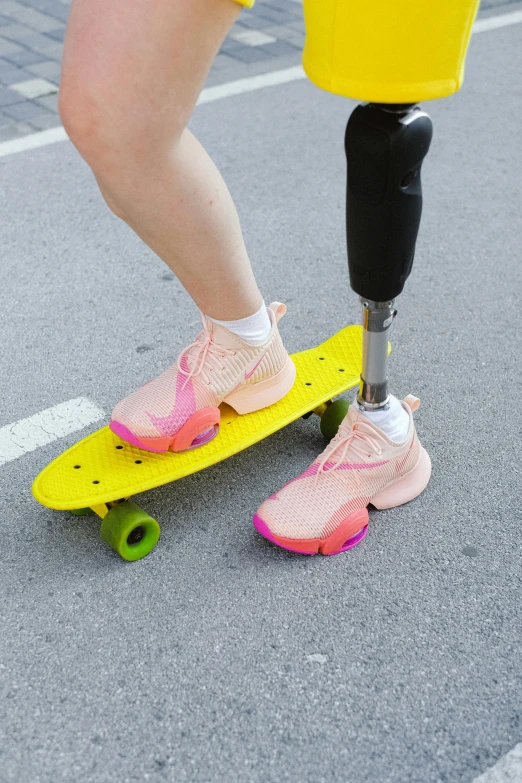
[
  {"xmin": 253, "ymin": 509, "xmax": 369, "ymax": 556},
  {"xmin": 109, "ymin": 408, "xmax": 220, "ymax": 453}
]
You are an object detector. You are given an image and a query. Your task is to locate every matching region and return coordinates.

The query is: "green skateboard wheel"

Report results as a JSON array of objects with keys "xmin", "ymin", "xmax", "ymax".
[
  {"xmin": 320, "ymin": 398, "xmax": 349, "ymax": 441},
  {"xmin": 100, "ymin": 501, "xmax": 160, "ymax": 561},
  {"xmin": 70, "ymin": 507, "xmax": 92, "ymax": 516}
]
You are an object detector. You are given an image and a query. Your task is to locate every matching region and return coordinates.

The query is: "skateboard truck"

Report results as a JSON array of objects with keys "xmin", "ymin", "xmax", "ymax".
[{"xmin": 345, "ymin": 102, "xmax": 433, "ymax": 411}]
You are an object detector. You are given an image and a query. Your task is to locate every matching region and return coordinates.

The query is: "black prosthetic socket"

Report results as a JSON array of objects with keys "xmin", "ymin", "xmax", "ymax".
[
  {"xmin": 345, "ymin": 103, "xmax": 433, "ymax": 302},
  {"xmin": 344, "ymin": 103, "xmax": 433, "ymax": 409}
]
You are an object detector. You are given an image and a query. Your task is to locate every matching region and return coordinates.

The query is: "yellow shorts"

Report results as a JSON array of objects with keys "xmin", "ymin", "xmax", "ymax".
[{"xmin": 234, "ymin": 0, "xmax": 480, "ymax": 103}]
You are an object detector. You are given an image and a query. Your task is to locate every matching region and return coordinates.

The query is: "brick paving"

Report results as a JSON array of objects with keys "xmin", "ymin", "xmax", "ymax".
[
  {"xmin": 0, "ymin": 0, "xmax": 305, "ymax": 143},
  {"xmin": 0, "ymin": 0, "xmax": 515, "ymax": 144}
]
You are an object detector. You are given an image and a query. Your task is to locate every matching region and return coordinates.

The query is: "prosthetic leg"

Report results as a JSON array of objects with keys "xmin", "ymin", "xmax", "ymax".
[
  {"xmin": 345, "ymin": 103, "xmax": 433, "ymax": 411},
  {"xmin": 301, "ymin": 0, "xmax": 479, "ymax": 412},
  {"xmin": 252, "ymin": 0, "xmax": 481, "ymax": 554}
]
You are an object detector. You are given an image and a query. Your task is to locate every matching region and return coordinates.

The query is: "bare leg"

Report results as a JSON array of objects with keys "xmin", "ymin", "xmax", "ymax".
[{"xmin": 59, "ymin": 0, "xmax": 262, "ymax": 319}]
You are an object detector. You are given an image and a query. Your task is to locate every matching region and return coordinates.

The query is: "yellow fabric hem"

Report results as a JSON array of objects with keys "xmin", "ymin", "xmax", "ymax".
[
  {"xmin": 302, "ymin": 55, "xmax": 462, "ymax": 104},
  {"xmin": 233, "ymin": 0, "xmax": 255, "ymax": 7}
]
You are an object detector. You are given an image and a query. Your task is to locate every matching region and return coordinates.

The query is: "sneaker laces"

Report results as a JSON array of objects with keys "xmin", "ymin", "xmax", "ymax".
[
  {"xmin": 177, "ymin": 313, "xmax": 236, "ymax": 388},
  {"xmin": 315, "ymin": 419, "xmax": 383, "ymax": 484}
]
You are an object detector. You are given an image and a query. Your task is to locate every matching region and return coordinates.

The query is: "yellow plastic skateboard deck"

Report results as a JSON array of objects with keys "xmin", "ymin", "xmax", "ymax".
[{"xmin": 32, "ymin": 325, "xmax": 364, "ymax": 559}]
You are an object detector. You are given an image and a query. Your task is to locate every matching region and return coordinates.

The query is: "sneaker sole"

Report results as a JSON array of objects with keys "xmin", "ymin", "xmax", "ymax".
[{"xmin": 253, "ymin": 509, "xmax": 369, "ymax": 555}]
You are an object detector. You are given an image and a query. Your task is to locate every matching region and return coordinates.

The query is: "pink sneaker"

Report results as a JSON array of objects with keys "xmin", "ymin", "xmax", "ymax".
[
  {"xmin": 110, "ymin": 302, "xmax": 295, "ymax": 452},
  {"xmin": 254, "ymin": 395, "xmax": 431, "ymax": 555}
]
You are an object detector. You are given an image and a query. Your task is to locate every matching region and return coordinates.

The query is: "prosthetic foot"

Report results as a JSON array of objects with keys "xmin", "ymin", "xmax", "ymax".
[{"xmin": 254, "ymin": 394, "xmax": 430, "ymax": 555}]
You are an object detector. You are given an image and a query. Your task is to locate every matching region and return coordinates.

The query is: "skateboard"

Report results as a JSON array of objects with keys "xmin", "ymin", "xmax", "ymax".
[{"xmin": 32, "ymin": 325, "xmax": 365, "ymax": 561}]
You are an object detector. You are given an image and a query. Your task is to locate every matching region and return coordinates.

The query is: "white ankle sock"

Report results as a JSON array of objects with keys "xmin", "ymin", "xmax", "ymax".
[
  {"xmin": 208, "ymin": 302, "xmax": 271, "ymax": 346},
  {"xmin": 359, "ymin": 394, "xmax": 409, "ymax": 443}
]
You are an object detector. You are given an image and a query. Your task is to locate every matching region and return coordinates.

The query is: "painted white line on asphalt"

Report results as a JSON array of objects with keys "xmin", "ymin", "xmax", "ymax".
[
  {"xmin": 473, "ymin": 10, "xmax": 522, "ymax": 33},
  {"xmin": 0, "ymin": 125, "xmax": 68, "ymax": 159},
  {"xmin": 0, "ymin": 8, "xmax": 520, "ymax": 163},
  {"xmin": 197, "ymin": 64, "xmax": 305, "ymax": 104},
  {"xmin": 472, "ymin": 742, "xmax": 522, "ymax": 782},
  {"xmin": 0, "ymin": 398, "xmax": 105, "ymax": 467}
]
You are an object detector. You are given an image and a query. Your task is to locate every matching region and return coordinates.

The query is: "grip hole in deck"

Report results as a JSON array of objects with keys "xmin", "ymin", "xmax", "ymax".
[
  {"xmin": 116, "ymin": 445, "xmax": 123, "ymax": 450},
  {"xmin": 92, "ymin": 480, "xmax": 100, "ymax": 484},
  {"xmin": 74, "ymin": 465, "xmax": 81, "ymax": 469},
  {"xmin": 135, "ymin": 460, "xmax": 142, "ymax": 465}
]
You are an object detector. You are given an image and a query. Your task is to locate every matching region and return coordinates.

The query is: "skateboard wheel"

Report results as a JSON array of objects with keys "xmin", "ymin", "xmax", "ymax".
[
  {"xmin": 100, "ymin": 500, "xmax": 160, "ymax": 562},
  {"xmin": 320, "ymin": 398, "xmax": 349, "ymax": 441},
  {"xmin": 70, "ymin": 507, "xmax": 92, "ymax": 516}
]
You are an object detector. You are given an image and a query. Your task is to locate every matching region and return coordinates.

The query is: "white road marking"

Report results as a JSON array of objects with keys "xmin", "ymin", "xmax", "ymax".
[
  {"xmin": 472, "ymin": 742, "xmax": 522, "ymax": 782},
  {"xmin": 0, "ymin": 398, "xmax": 105, "ymax": 467},
  {"xmin": 0, "ymin": 125, "xmax": 68, "ymax": 159},
  {"xmin": 196, "ymin": 65, "xmax": 305, "ymax": 105},
  {"xmin": 229, "ymin": 30, "xmax": 277, "ymax": 46},
  {"xmin": 0, "ymin": 9, "xmax": 519, "ymax": 161},
  {"xmin": 473, "ymin": 10, "xmax": 522, "ymax": 34}
]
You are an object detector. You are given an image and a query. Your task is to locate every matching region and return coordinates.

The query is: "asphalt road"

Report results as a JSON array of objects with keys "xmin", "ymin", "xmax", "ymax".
[{"xmin": 1, "ymin": 16, "xmax": 521, "ymax": 783}]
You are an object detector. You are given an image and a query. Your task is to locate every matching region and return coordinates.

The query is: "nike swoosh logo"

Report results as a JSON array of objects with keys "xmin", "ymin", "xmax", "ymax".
[
  {"xmin": 244, "ymin": 348, "xmax": 269, "ymax": 381},
  {"xmin": 145, "ymin": 361, "xmax": 196, "ymax": 437}
]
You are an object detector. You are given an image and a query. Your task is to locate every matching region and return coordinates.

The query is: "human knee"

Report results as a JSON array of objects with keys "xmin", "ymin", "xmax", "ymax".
[{"xmin": 59, "ymin": 73, "xmax": 187, "ymax": 174}]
